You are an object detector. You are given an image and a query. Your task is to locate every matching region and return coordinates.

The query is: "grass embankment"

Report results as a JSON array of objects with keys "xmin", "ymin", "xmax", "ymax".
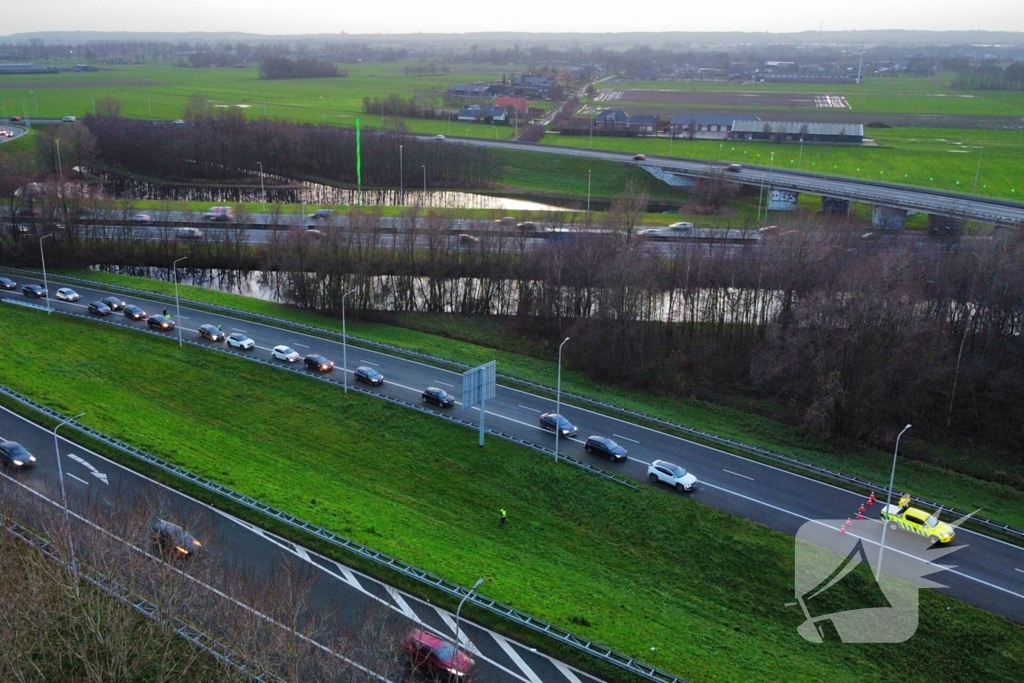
[
  {"xmin": 1, "ymin": 304, "xmax": 1021, "ymax": 683},
  {"xmin": 55, "ymin": 269, "xmax": 1024, "ymax": 531}
]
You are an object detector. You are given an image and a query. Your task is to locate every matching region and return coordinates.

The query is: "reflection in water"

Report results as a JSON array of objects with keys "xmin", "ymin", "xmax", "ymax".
[{"xmin": 88, "ymin": 169, "xmax": 569, "ymax": 212}]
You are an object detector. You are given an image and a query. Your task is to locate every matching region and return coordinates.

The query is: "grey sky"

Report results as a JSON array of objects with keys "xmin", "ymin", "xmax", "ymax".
[{"xmin": 4, "ymin": 1, "xmax": 1022, "ymax": 36}]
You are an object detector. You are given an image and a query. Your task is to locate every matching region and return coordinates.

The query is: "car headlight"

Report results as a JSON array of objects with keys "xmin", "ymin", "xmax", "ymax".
[
  {"xmin": 12, "ymin": 460, "xmax": 24, "ymax": 466},
  {"xmin": 28, "ymin": 456, "xmax": 36, "ymax": 463}
]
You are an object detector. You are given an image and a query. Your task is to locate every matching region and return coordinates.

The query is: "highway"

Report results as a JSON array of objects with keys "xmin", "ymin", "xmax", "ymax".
[{"xmin": 2, "ymin": 271, "xmax": 1023, "ymax": 633}]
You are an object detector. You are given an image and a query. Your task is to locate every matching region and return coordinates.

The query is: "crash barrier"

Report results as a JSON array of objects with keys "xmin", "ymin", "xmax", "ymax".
[
  {"xmin": 10, "ymin": 267, "xmax": 1021, "ymax": 543},
  {"xmin": 0, "ymin": 383, "xmax": 679, "ymax": 683}
]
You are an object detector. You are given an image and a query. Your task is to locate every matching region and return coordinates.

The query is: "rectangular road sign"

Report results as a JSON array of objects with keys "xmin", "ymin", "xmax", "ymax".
[{"xmin": 462, "ymin": 361, "xmax": 496, "ymax": 409}]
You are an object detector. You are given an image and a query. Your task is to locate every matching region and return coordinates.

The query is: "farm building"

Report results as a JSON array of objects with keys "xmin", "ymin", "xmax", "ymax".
[
  {"xmin": 669, "ymin": 114, "xmax": 747, "ymax": 136},
  {"xmin": 729, "ymin": 120, "xmax": 864, "ymax": 144}
]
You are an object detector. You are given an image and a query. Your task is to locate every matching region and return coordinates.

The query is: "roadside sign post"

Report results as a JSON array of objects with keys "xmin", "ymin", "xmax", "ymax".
[{"xmin": 462, "ymin": 361, "xmax": 496, "ymax": 447}]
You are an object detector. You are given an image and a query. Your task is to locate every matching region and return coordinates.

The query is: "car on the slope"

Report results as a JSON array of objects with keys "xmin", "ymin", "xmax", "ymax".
[
  {"xmin": 0, "ymin": 440, "xmax": 37, "ymax": 470},
  {"xmin": 400, "ymin": 628, "xmax": 474, "ymax": 680},
  {"xmin": 101, "ymin": 296, "xmax": 125, "ymax": 311},
  {"xmin": 0, "ymin": 276, "xmax": 17, "ymax": 290},
  {"xmin": 21, "ymin": 284, "xmax": 47, "ymax": 298},
  {"xmin": 147, "ymin": 314, "xmax": 175, "ymax": 331},
  {"xmin": 203, "ymin": 206, "xmax": 233, "ymax": 222},
  {"xmin": 354, "ymin": 366, "xmax": 384, "ymax": 386},
  {"xmin": 150, "ymin": 519, "xmax": 202, "ymax": 559},
  {"xmin": 640, "ymin": 222, "xmax": 694, "ymax": 241},
  {"xmin": 422, "ymin": 387, "xmax": 456, "ymax": 408},
  {"xmin": 123, "ymin": 304, "xmax": 147, "ymax": 320},
  {"xmin": 309, "ymin": 208, "xmax": 334, "ymax": 220},
  {"xmin": 583, "ymin": 436, "xmax": 628, "ymax": 462},
  {"xmin": 56, "ymin": 287, "xmax": 80, "ymax": 301},
  {"xmin": 539, "ymin": 412, "xmax": 577, "ymax": 438},
  {"xmin": 304, "ymin": 354, "xmax": 334, "ymax": 372},
  {"xmin": 271, "ymin": 345, "xmax": 301, "ymax": 362},
  {"xmin": 198, "ymin": 324, "xmax": 226, "ymax": 342},
  {"xmin": 177, "ymin": 227, "xmax": 205, "ymax": 240},
  {"xmin": 632, "ymin": 154, "xmax": 647, "ymax": 161},
  {"xmin": 87, "ymin": 300, "xmax": 111, "ymax": 316},
  {"xmin": 226, "ymin": 333, "xmax": 254, "ymax": 350},
  {"xmin": 132, "ymin": 213, "xmax": 153, "ymax": 222},
  {"xmin": 725, "ymin": 163, "xmax": 743, "ymax": 172},
  {"xmin": 647, "ymin": 459, "xmax": 697, "ymax": 492}
]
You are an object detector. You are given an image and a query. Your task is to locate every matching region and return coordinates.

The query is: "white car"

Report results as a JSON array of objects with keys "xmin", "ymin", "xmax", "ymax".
[
  {"xmin": 271, "ymin": 345, "xmax": 300, "ymax": 362},
  {"xmin": 647, "ymin": 459, "xmax": 697, "ymax": 492},
  {"xmin": 227, "ymin": 333, "xmax": 255, "ymax": 350},
  {"xmin": 56, "ymin": 287, "xmax": 80, "ymax": 302},
  {"xmin": 640, "ymin": 222, "xmax": 694, "ymax": 240}
]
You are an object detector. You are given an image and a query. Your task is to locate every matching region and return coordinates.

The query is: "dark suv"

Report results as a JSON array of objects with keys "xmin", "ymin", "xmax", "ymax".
[
  {"xmin": 101, "ymin": 296, "xmax": 125, "ymax": 311},
  {"xmin": 539, "ymin": 412, "xmax": 578, "ymax": 438},
  {"xmin": 304, "ymin": 354, "xmax": 334, "ymax": 372},
  {"xmin": 21, "ymin": 284, "xmax": 47, "ymax": 298},
  {"xmin": 400, "ymin": 629, "xmax": 474, "ymax": 680},
  {"xmin": 422, "ymin": 387, "xmax": 456, "ymax": 408},
  {"xmin": 584, "ymin": 436, "xmax": 628, "ymax": 462},
  {"xmin": 198, "ymin": 324, "xmax": 226, "ymax": 342},
  {"xmin": 150, "ymin": 519, "xmax": 202, "ymax": 558}
]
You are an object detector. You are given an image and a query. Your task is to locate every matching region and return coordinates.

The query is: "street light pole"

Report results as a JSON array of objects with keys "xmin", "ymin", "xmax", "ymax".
[
  {"xmin": 257, "ymin": 161, "xmax": 266, "ymax": 209},
  {"xmin": 453, "ymin": 578, "xmax": 485, "ymax": 662},
  {"xmin": 587, "ymin": 170, "xmax": 592, "ymax": 216},
  {"xmin": 764, "ymin": 152, "xmax": 775, "ymax": 227},
  {"xmin": 55, "ymin": 411, "xmax": 86, "ymax": 576},
  {"xmin": 876, "ymin": 424, "xmax": 911, "ymax": 581},
  {"xmin": 342, "ymin": 288, "xmax": 357, "ymax": 394},
  {"xmin": 55, "ymin": 138, "xmax": 63, "ymax": 181},
  {"xmin": 173, "ymin": 256, "xmax": 187, "ymax": 348},
  {"xmin": 422, "ymin": 165, "xmax": 426, "ymax": 194},
  {"xmin": 399, "ymin": 144, "xmax": 404, "ymax": 206},
  {"xmin": 555, "ymin": 337, "xmax": 570, "ymax": 461},
  {"xmin": 972, "ymin": 147, "xmax": 984, "ymax": 195},
  {"xmin": 39, "ymin": 233, "xmax": 52, "ymax": 314}
]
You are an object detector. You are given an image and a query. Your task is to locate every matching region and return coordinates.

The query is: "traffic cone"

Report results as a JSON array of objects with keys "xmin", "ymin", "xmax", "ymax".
[
  {"xmin": 867, "ymin": 492, "xmax": 875, "ymax": 506},
  {"xmin": 840, "ymin": 526, "xmax": 846, "ymax": 534},
  {"xmin": 858, "ymin": 506, "xmax": 866, "ymax": 514},
  {"xmin": 844, "ymin": 518, "xmax": 853, "ymax": 527},
  {"xmin": 856, "ymin": 512, "xmax": 864, "ymax": 520}
]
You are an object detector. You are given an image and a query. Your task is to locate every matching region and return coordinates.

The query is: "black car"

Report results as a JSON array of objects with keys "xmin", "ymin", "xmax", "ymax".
[
  {"xmin": 123, "ymin": 304, "xmax": 147, "ymax": 320},
  {"xmin": 88, "ymin": 300, "xmax": 112, "ymax": 316},
  {"xmin": 304, "ymin": 354, "xmax": 334, "ymax": 372},
  {"xmin": 0, "ymin": 276, "xmax": 16, "ymax": 290},
  {"xmin": 0, "ymin": 440, "xmax": 37, "ymax": 469},
  {"xmin": 198, "ymin": 324, "xmax": 226, "ymax": 342},
  {"xmin": 147, "ymin": 314, "xmax": 175, "ymax": 331},
  {"xmin": 21, "ymin": 284, "xmax": 46, "ymax": 298},
  {"xmin": 584, "ymin": 435, "xmax": 628, "ymax": 462},
  {"xmin": 539, "ymin": 412, "xmax": 578, "ymax": 438},
  {"xmin": 150, "ymin": 519, "xmax": 202, "ymax": 559},
  {"xmin": 354, "ymin": 366, "xmax": 384, "ymax": 386},
  {"xmin": 101, "ymin": 296, "xmax": 125, "ymax": 311},
  {"xmin": 422, "ymin": 387, "xmax": 456, "ymax": 408}
]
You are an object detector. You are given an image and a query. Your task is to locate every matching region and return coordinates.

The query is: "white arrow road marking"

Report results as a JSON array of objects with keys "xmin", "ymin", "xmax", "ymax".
[
  {"xmin": 66, "ymin": 452, "xmax": 109, "ymax": 484},
  {"xmin": 493, "ymin": 635, "xmax": 544, "ymax": 683}
]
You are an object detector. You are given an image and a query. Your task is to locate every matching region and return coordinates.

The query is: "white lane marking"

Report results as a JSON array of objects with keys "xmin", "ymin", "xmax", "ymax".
[
  {"xmin": 436, "ymin": 611, "xmax": 482, "ymax": 655},
  {"xmin": 232, "ymin": 328, "xmax": 247, "ymax": 333},
  {"xmin": 360, "ymin": 360, "xmax": 379, "ymax": 366},
  {"xmin": 293, "ymin": 545, "xmax": 311, "ymax": 562},
  {"xmin": 385, "ymin": 586, "xmax": 420, "ymax": 621},
  {"xmin": 434, "ymin": 380, "xmax": 454, "ymax": 387},
  {"xmin": 612, "ymin": 433, "xmax": 639, "ymax": 444},
  {"xmin": 292, "ymin": 342, "xmax": 309, "ymax": 348},
  {"xmin": 518, "ymin": 405, "xmax": 540, "ymax": 413},
  {"xmin": 1016, "ymin": 568, "xmax": 1024, "ymax": 574},
  {"xmin": 553, "ymin": 659, "xmax": 585, "ymax": 683},
  {"xmin": 328, "ymin": 560, "xmax": 363, "ymax": 589},
  {"xmin": 493, "ymin": 635, "xmax": 545, "ymax": 683},
  {"xmin": 66, "ymin": 472, "xmax": 89, "ymax": 485},
  {"xmin": 65, "ymin": 452, "xmax": 109, "ymax": 485},
  {"xmin": 723, "ymin": 469, "xmax": 754, "ymax": 481}
]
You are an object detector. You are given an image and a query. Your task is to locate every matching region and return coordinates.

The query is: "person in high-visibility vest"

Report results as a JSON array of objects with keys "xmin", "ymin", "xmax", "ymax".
[{"xmin": 499, "ymin": 508, "xmax": 507, "ymax": 526}]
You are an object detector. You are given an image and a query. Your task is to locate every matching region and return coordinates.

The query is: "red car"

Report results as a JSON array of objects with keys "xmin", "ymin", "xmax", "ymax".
[{"xmin": 401, "ymin": 629, "xmax": 474, "ymax": 680}]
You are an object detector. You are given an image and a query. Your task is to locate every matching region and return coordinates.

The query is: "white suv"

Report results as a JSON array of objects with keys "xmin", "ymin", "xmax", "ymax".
[{"xmin": 648, "ymin": 460, "xmax": 697, "ymax": 492}]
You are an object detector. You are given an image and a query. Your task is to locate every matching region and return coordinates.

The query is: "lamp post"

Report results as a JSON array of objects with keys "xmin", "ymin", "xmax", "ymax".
[
  {"xmin": 587, "ymin": 170, "xmax": 592, "ymax": 216},
  {"xmin": 399, "ymin": 144, "xmax": 404, "ymax": 206},
  {"xmin": 55, "ymin": 138, "xmax": 63, "ymax": 181},
  {"xmin": 342, "ymin": 288, "xmax": 357, "ymax": 394},
  {"xmin": 555, "ymin": 337, "xmax": 570, "ymax": 461},
  {"xmin": 453, "ymin": 578, "xmax": 485, "ymax": 662},
  {"xmin": 763, "ymin": 151, "xmax": 775, "ymax": 227},
  {"xmin": 876, "ymin": 424, "xmax": 911, "ymax": 581},
  {"xmin": 257, "ymin": 161, "xmax": 266, "ymax": 209},
  {"xmin": 422, "ymin": 165, "xmax": 426, "ymax": 194},
  {"xmin": 55, "ymin": 411, "xmax": 86, "ymax": 575},
  {"xmin": 39, "ymin": 233, "xmax": 52, "ymax": 314},
  {"xmin": 173, "ymin": 256, "xmax": 187, "ymax": 348},
  {"xmin": 972, "ymin": 146, "xmax": 984, "ymax": 195}
]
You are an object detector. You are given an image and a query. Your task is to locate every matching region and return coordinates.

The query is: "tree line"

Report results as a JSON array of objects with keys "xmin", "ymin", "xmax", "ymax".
[
  {"xmin": 258, "ymin": 56, "xmax": 345, "ymax": 80},
  {"xmin": 951, "ymin": 61, "xmax": 1024, "ymax": 90}
]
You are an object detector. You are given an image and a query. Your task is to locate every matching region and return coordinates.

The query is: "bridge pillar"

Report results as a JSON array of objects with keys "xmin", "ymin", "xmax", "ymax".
[
  {"xmin": 872, "ymin": 205, "xmax": 907, "ymax": 230},
  {"xmin": 821, "ymin": 196, "xmax": 850, "ymax": 215},
  {"xmin": 927, "ymin": 214, "xmax": 963, "ymax": 235}
]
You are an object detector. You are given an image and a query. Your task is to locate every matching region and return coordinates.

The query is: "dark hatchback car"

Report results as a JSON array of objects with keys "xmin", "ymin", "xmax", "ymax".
[
  {"xmin": 150, "ymin": 519, "xmax": 202, "ymax": 559},
  {"xmin": 304, "ymin": 354, "xmax": 334, "ymax": 372},
  {"xmin": 354, "ymin": 366, "xmax": 384, "ymax": 386},
  {"xmin": 147, "ymin": 314, "xmax": 175, "ymax": 331},
  {"xmin": 101, "ymin": 296, "xmax": 125, "ymax": 311},
  {"xmin": 198, "ymin": 324, "xmax": 226, "ymax": 342},
  {"xmin": 21, "ymin": 283, "xmax": 47, "ymax": 298},
  {"xmin": 0, "ymin": 440, "xmax": 37, "ymax": 470},
  {"xmin": 401, "ymin": 629, "xmax": 474, "ymax": 681},
  {"xmin": 87, "ymin": 300, "xmax": 112, "ymax": 316},
  {"xmin": 539, "ymin": 412, "xmax": 578, "ymax": 438},
  {"xmin": 0, "ymin": 276, "xmax": 16, "ymax": 290},
  {"xmin": 123, "ymin": 304, "xmax": 147, "ymax": 320},
  {"xmin": 422, "ymin": 387, "xmax": 455, "ymax": 408},
  {"xmin": 584, "ymin": 435, "xmax": 628, "ymax": 462}
]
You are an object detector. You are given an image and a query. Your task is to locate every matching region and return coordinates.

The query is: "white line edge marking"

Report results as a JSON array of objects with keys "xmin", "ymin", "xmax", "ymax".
[
  {"xmin": 360, "ymin": 360, "xmax": 378, "ymax": 366},
  {"xmin": 292, "ymin": 342, "xmax": 309, "ymax": 348},
  {"xmin": 552, "ymin": 659, "xmax": 585, "ymax": 683},
  {"xmin": 493, "ymin": 635, "xmax": 545, "ymax": 683},
  {"xmin": 1016, "ymin": 568, "xmax": 1024, "ymax": 574},
  {"xmin": 385, "ymin": 586, "xmax": 420, "ymax": 621},
  {"xmin": 66, "ymin": 472, "xmax": 89, "ymax": 485},
  {"xmin": 434, "ymin": 380, "xmax": 454, "ymax": 387},
  {"xmin": 612, "ymin": 433, "xmax": 639, "ymax": 444},
  {"xmin": 436, "ymin": 611, "xmax": 482, "ymax": 655},
  {"xmin": 518, "ymin": 405, "xmax": 540, "ymax": 413},
  {"xmin": 723, "ymin": 469, "xmax": 754, "ymax": 481}
]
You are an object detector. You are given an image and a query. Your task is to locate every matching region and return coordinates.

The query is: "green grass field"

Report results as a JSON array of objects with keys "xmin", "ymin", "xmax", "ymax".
[{"xmin": 1, "ymin": 303, "xmax": 1021, "ymax": 683}]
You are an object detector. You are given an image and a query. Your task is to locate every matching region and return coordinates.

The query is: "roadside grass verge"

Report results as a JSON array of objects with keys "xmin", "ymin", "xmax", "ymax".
[
  {"xmin": 1, "ymin": 304, "xmax": 1021, "ymax": 683},
  {"xmin": 52, "ymin": 269, "xmax": 1024, "ymax": 531}
]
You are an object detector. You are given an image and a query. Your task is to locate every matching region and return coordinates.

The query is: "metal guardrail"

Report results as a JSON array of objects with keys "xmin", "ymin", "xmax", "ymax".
[
  {"xmin": 0, "ymin": 384, "xmax": 676, "ymax": 683},
  {"xmin": 10, "ymin": 266, "xmax": 1021, "ymax": 542},
  {"xmin": 2, "ymin": 516, "xmax": 283, "ymax": 683}
]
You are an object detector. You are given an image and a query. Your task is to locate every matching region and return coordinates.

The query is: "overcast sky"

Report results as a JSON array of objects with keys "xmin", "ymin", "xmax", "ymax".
[{"xmin": 4, "ymin": 1, "xmax": 1021, "ymax": 36}]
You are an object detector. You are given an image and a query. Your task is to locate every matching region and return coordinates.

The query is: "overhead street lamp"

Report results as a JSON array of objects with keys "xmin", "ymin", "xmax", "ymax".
[
  {"xmin": 342, "ymin": 288, "xmax": 357, "ymax": 394},
  {"xmin": 453, "ymin": 578, "xmax": 484, "ymax": 664},
  {"xmin": 54, "ymin": 411, "xmax": 86, "ymax": 575},
  {"xmin": 256, "ymin": 161, "xmax": 266, "ymax": 209},
  {"xmin": 555, "ymin": 337, "xmax": 570, "ymax": 461},
  {"xmin": 39, "ymin": 233, "xmax": 52, "ymax": 314},
  {"xmin": 173, "ymin": 256, "xmax": 187, "ymax": 348},
  {"xmin": 399, "ymin": 145, "xmax": 404, "ymax": 206},
  {"xmin": 876, "ymin": 424, "xmax": 912, "ymax": 581},
  {"xmin": 972, "ymin": 146, "xmax": 984, "ymax": 195}
]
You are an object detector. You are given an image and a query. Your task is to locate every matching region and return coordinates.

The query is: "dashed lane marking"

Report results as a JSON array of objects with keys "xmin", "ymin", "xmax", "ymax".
[
  {"xmin": 612, "ymin": 433, "xmax": 639, "ymax": 444},
  {"xmin": 723, "ymin": 469, "xmax": 754, "ymax": 481}
]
